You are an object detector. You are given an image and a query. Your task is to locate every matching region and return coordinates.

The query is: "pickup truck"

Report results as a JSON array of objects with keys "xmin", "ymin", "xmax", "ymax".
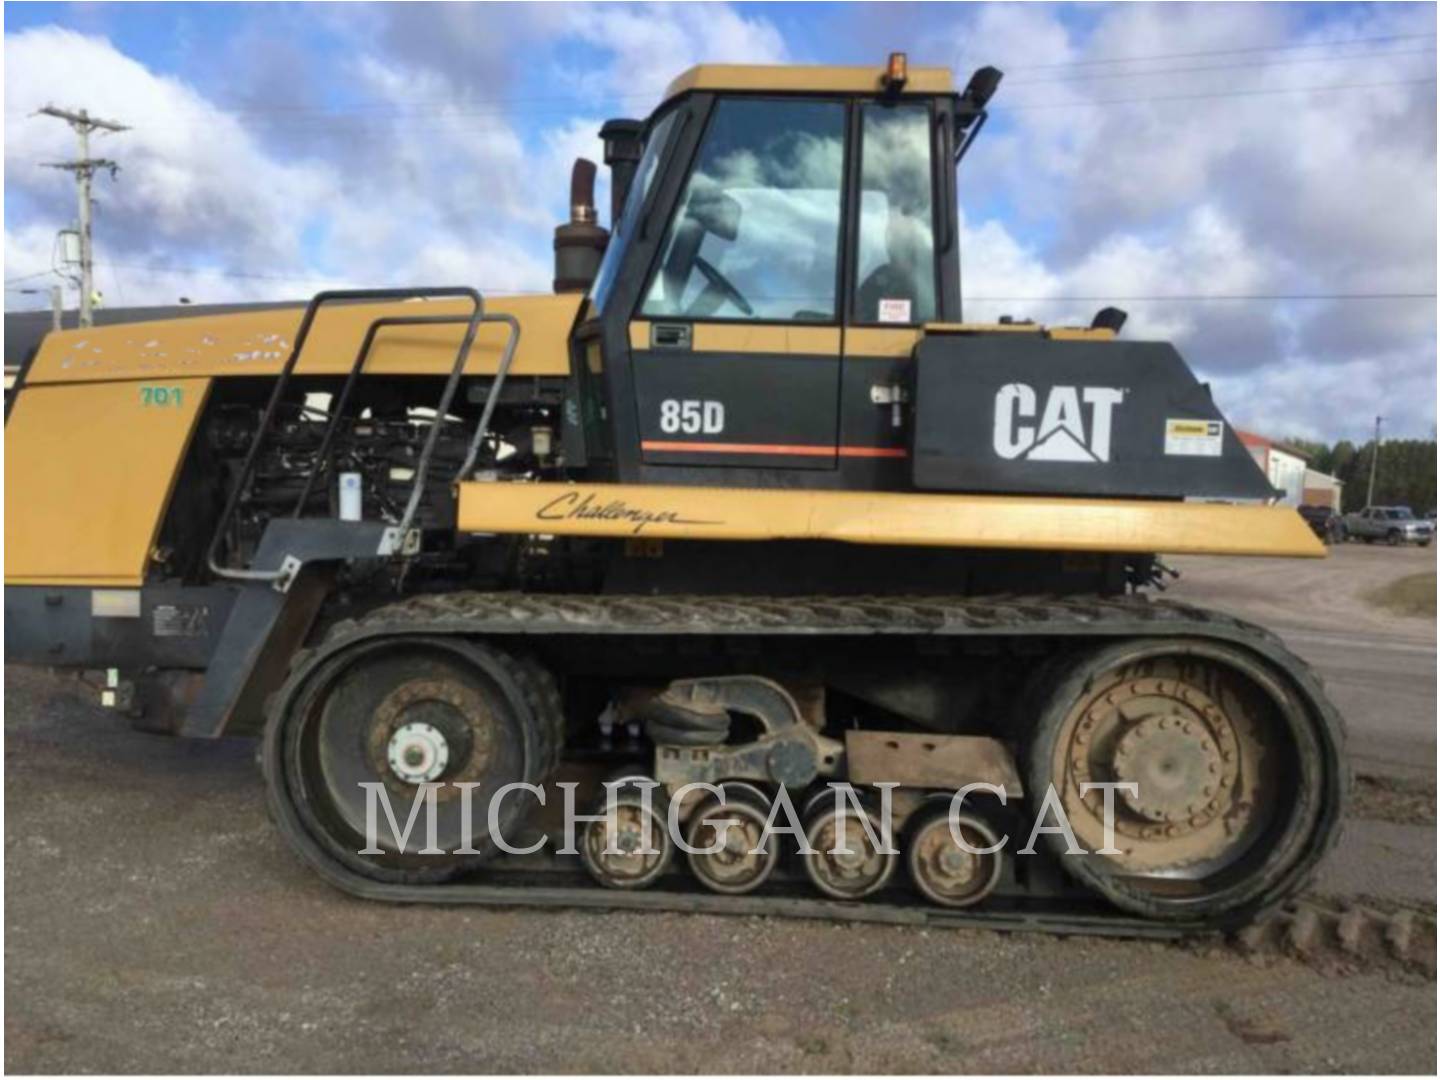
[{"xmin": 1342, "ymin": 506, "xmax": 1434, "ymax": 546}]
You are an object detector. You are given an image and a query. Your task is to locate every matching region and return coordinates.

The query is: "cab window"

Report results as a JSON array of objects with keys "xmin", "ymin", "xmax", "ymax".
[
  {"xmin": 641, "ymin": 98, "xmax": 846, "ymax": 322},
  {"xmin": 854, "ymin": 103, "xmax": 936, "ymax": 325}
]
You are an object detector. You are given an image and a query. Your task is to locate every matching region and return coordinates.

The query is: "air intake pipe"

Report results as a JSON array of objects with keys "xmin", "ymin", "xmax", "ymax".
[
  {"xmin": 553, "ymin": 158, "xmax": 609, "ymax": 293},
  {"xmin": 600, "ymin": 118, "xmax": 645, "ymax": 226}
]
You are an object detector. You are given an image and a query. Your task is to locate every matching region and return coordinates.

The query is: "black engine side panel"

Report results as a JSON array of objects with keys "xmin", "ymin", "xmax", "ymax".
[{"xmin": 911, "ymin": 334, "xmax": 1274, "ymax": 500}]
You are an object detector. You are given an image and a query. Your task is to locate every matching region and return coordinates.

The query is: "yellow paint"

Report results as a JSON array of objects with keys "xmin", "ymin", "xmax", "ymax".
[
  {"xmin": 5, "ymin": 379, "xmax": 212, "ymax": 585},
  {"xmin": 24, "ymin": 293, "xmax": 581, "ymax": 385},
  {"xmin": 629, "ymin": 321, "xmax": 841, "ymax": 355},
  {"xmin": 924, "ymin": 322, "xmax": 1115, "ymax": 341},
  {"xmin": 845, "ymin": 326, "xmax": 922, "ymax": 357},
  {"xmin": 665, "ymin": 64, "xmax": 954, "ymax": 100},
  {"xmin": 1047, "ymin": 327, "xmax": 1118, "ymax": 341},
  {"xmin": 458, "ymin": 482, "xmax": 1326, "ymax": 558},
  {"xmin": 844, "ymin": 323, "xmax": 1115, "ymax": 357},
  {"xmin": 924, "ymin": 321, "xmax": 1045, "ymax": 335}
]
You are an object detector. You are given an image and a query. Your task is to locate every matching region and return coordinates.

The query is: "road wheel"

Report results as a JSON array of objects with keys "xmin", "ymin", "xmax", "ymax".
[
  {"xmin": 684, "ymin": 785, "xmax": 779, "ymax": 895},
  {"xmin": 264, "ymin": 635, "xmax": 559, "ymax": 884},
  {"xmin": 801, "ymin": 799, "xmax": 897, "ymax": 900},
  {"xmin": 1387, "ymin": 530, "xmax": 1403, "ymax": 546},
  {"xmin": 906, "ymin": 807, "xmax": 1004, "ymax": 909},
  {"xmin": 579, "ymin": 775, "xmax": 674, "ymax": 890},
  {"xmin": 1026, "ymin": 640, "xmax": 1334, "ymax": 923}
]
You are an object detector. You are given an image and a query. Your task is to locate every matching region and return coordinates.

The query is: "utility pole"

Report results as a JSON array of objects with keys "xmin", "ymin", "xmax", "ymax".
[
  {"xmin": 36, "ymin": 105, "xmax": 128, "ymax": 328},
  {"xmin": 1365, "ymin": 415, "xmax": 1384, "ymax": 507}
]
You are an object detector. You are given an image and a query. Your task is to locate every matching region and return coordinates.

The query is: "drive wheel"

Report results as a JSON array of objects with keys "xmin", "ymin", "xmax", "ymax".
[
  {"xmin": 1026, "ymin": 639, "xmax": 1334, "ymax": 923},
  {"xmin": 802, "ymin": 800, "xmax": 897, "ymax": 900},
  {"xmin": 906, "ymin": 808, "xmax": 1004, "ymax": 909},
  {"xmin": 264, "ymin": 635, "xmax": 558, "ymax": 885},
  {"xmin": 684, "ymin": 785, "xmax": 779, "ymax": 895}
]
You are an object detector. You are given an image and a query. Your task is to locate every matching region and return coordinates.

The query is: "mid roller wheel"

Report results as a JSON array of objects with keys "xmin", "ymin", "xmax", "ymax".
[
  {"xmin": 906, "ymin": 807, "xmax": 1003, "ymax": 909},
  {"xmin": 684, "ymin": 783, "xmax": 779, "ymax": 895},
  {"xmin": 801, "ymin": 798, "xmax": 898, "ymax": 901},
  {"xmin": 579, "ymin": 775, "xmax": 674, "ymax": 890}
]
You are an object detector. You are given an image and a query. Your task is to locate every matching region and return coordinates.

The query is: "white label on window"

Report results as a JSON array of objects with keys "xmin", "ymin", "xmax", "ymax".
[
  {"xmin": 877, "ymin": 298, "xmax": 912, "ymax": 324},
  {"xmin": 1164, "ymin": 418, "xmax": 1224, "ymax": 457}
]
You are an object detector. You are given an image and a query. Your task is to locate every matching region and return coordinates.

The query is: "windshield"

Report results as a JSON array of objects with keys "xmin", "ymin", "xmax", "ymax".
[
  {"xmin": 589, "ymin": 111, "xmax": 679, "ymax": 314},
  {"xmin": 1386, "ymin": 508, "xmax": 1415, "ymax": 520}
]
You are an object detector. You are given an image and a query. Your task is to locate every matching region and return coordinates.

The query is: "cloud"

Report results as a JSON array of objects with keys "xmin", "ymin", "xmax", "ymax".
[
  {"xmin": 4, "ymin": 3, "xmax": 1435, "ymax": 441},
  {"xmin": 943, "ymin": 1, "xmax": 1437, "ymax": 438}
]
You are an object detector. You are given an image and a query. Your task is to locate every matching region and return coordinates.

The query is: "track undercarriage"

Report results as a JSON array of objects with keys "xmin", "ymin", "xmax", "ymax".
[{"xmin": 261, "ymin": 591, "xmax": 1346, "ymax": 935}]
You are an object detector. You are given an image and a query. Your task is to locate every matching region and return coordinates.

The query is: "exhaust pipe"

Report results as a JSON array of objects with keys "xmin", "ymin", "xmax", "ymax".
[{"xmin": 553, "ymin": 158, "xmax": 609, "ymax": 294}]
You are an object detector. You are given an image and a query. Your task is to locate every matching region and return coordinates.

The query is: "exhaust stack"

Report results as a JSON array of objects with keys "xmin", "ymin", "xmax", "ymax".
[{"xmin": 553, "ymin": 158, "xmax": 609, "ymax": 293}]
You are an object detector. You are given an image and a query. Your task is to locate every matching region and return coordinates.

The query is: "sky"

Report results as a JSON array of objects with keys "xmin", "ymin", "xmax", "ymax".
[{"xmin": 4, "ymin": 1, "xmax": 1436, "ymax": 443}]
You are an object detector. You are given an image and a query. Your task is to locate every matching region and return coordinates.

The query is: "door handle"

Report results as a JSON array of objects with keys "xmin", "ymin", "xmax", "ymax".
[{"xmin": 650, "ymin": 323, "xmax": 692, "ymax": 350}]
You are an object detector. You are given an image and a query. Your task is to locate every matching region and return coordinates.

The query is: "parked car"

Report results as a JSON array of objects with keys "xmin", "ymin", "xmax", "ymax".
[
  {"xmin": 1297, "ymin": 504, "xmax": 1346, "ymax": 544},
  {"xmin": 1341, "ymin": 506, "xmax": 1434, "ymax": 546}
]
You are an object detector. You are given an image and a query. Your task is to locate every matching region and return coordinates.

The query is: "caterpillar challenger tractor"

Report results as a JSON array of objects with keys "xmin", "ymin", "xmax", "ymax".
[{"xmin": 5, "ymin": 58, "xmax": 1345, "ymax": 933}]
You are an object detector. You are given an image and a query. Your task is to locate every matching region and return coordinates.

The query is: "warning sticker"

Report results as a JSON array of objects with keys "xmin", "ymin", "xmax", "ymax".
[
  {"xmin": 877, "ymin": 298, "xmax": 912, "ymax": 324},
  {"xmin": 1164, "ymin": 418, "xmax": 1224, "ymax": 457}
]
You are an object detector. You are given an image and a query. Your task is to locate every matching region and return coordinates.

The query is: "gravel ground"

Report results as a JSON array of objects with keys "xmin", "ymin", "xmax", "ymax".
[{"xmin": 6, "ymin": 543, "xmax": 1436, "ymax": 1073}]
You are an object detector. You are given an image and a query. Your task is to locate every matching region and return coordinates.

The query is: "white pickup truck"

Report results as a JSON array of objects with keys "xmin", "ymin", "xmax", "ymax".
[{"xmin": 1342, "ymin": 506, "xmax": 1434, "ymax": 546}]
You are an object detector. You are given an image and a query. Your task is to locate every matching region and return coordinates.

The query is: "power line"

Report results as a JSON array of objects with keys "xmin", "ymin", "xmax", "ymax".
[
  {"xmin": 98, "ymin": 260, "xmax": 552, "ymax": 294},
  {"xmin": 1006, "ymin": 46, "xmax": 1435, "ymax": 86},
  {"xmin": 1004, "ymin": 77, "xmax": 1436, "ymax": 111},
  {"xmin": 1011, "ymin": 31, "xmax": 1435, "ymax": 71},
  {"xmin": 966, "ymin": 292, "xmax": 1437, "ymax": 302},
  {"xmin": 16, "ymin": 33, "xmax": 1433, "ymax": 128},
  {"xmin": 4, "ymin": 269, "xmax": 56, "ymax": 285}
]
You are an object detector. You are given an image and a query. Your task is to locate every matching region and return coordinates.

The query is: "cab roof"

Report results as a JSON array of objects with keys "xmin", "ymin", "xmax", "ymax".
[{"xmin": 662, "ymin": 63, "xmax": 955, "ymax": 102}]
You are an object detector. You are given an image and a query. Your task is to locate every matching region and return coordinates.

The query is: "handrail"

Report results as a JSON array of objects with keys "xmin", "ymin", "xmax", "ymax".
[
  {"xmin": 454, "ymin": 313, "xmax": 521, "ymax": 485},
  {"xmin": 206, "ymin": 287, "xmax": 483, "ymax": 582},
  {"xmin": 289, "ymin": 313, "xmax": 473, "ymax": 518}
]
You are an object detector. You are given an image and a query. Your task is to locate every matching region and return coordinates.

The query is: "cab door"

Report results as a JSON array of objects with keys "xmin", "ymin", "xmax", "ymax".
[
  {"xmin": 628, "ymin": 97, "xmax": 847, "ymax": 472},
  {"xmin": 839, "ymin": 100, "xmax": 955, "ymax": 476}
]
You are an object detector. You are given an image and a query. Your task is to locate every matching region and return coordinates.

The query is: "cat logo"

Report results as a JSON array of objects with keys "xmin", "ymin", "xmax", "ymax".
[{"xmin": 993, "ymin": 383, "xmax": 1125, "ymax": 463}]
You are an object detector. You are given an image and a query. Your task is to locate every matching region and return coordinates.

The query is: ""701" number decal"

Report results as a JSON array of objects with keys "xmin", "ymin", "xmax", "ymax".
[{"xmin": 140, "ymin": 385, "xmax": 184, "ymax": 408}]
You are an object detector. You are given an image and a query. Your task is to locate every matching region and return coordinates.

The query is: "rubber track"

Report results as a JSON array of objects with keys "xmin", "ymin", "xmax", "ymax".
[
  {"xmin": 1232, "ymin": 901, "xmax": 1437, "ymax": 978},
  {"xmin": 271, "ymin": 591, "xmax": 1350, "ymax": 940}
]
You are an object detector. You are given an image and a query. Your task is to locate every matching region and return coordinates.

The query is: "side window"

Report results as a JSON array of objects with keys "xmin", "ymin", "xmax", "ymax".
[
  {"xmin": 590, "ymin": 110, "xmax": 679, "ymax": 315},
  {"xmin": 854, "ymin": 103, "xmax": 936, "ymax": 325},
  {"xmin": 641, "ymin": 98, "xmax": 845, "ymax": 323}
]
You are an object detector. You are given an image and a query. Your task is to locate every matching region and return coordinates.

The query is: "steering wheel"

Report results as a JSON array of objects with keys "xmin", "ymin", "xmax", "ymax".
[{"xmin": 691, "ymin": 255, "xmax": 754, "ymax": 316}]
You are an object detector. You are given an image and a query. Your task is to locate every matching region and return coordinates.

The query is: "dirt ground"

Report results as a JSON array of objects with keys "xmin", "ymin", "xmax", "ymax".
[{"xmin": 5, "ymin": 543, "xmax": 1436, "ymax": 1073}]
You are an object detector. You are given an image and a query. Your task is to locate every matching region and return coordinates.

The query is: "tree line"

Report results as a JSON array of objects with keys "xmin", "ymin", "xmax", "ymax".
[{"xmin": 1284, "ymin": 437, "xmax": 1437, "ymax": 514}]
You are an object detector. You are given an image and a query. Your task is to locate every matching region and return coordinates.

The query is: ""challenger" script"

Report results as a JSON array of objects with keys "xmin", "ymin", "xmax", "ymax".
[{"xmin": 535, "ymin": 492, "xmax": 722, "ymax": 535}]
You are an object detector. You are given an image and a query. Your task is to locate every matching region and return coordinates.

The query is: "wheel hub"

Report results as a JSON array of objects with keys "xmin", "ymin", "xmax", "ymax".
[
  {"xmin": 387, "ymin": 721, "xmax": 450, "ymax": 784},
  {"xmin": 1112, "ymin": 714, "xmax": 1223, "ymax": 823}
]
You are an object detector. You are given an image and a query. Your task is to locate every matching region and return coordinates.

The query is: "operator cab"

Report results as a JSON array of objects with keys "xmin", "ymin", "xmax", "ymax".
[{"xmin": 569, "ymin": 56, "xmax": 1000, "ymax": 486}]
